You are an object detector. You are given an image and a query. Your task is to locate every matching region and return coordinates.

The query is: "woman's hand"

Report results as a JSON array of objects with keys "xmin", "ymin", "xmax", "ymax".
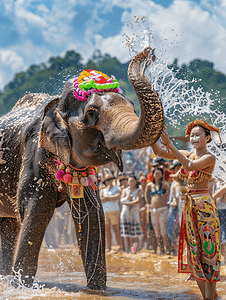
[
  {"xmin": 161, "ymin": 129, "xmax": 171, "ymax": 146},
  {"xmin": 128, "ymin": 193, "xmax": 133, "ymax": 200},
  {"xmin": 170, "ymin": 171, "xmax": 180, "ymax": 182},
  {"xmin": 139, "ymin": 206, "xmax": 146, "ymax": 212}
]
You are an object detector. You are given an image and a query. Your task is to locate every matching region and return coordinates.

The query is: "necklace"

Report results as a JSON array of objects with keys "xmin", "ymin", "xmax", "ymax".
[
  {"xmin": 194, "ymin": 149, "xmax": 207, "ymax": 160},
  {"xmin": 53, "ymin": 159, "xmax": 99, "ymax": 196}
]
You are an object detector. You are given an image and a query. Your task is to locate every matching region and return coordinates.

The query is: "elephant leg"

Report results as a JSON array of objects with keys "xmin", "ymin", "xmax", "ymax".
[
  {"xmin": 0, "ymin": 217, "xmax": 21, "ymax": 275},
  {"xmin": 13, "ymin": 204, "xmax": 55, "ymax": 286},
  {"xmin": 70, "ymin": 188, "xmax": 106, "ymax": 290}
]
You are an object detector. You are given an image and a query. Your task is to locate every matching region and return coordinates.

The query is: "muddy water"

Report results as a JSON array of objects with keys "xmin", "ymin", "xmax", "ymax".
[{"xmin": 1, "ymin": 246, "xmax": 226, "ymax": 300}]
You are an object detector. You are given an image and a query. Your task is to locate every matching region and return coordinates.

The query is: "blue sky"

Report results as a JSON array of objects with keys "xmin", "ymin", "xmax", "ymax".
[{"xmin": 0, "ymin": 0, "xmax": 226, "ymax": 90}]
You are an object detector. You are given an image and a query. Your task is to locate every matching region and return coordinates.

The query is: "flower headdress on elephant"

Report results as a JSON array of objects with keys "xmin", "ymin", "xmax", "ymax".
[{"xmin": 72, "ymin": 69, "xmax": 123, "ymax": 102}]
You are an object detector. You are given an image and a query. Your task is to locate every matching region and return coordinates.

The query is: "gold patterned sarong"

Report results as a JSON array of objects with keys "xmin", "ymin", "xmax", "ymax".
[{"xmin": 178, "ymin": 189, "xmax": 221, "ymax": 282}]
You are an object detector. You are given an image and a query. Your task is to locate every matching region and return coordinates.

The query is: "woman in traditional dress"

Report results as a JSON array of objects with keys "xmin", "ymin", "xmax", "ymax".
[
  {"xmin": 120, "ymin": 175, "xmax": 143, "ymax": 253},
  {"xmin": 152, "ymin": 120, "xmax": 221, "ymax": 300}
]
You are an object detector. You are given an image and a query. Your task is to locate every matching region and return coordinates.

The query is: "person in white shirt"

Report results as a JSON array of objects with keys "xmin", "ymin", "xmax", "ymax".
[
  {"xmin": 120, "ymin": 175, "xmax": 143, "ymax": 253},
  {"xmin": 100, "ymin": 174, "xmax": 122, "ymax": 252}
]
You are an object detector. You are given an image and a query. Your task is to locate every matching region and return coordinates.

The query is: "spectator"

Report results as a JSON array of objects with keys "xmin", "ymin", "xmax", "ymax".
[
  {"xmin": 120, "ymin": 175, "xmax": 143, "ymax": 253},
  {"xmin": 147, "ymin": 157, "xmax": 171, "ymax": 183},
  {"xmin": 122, "ymin": 150, "xmax": 146, "ymax": 177},
  {"xmin": 139, "ymin": 175, "xmax": 149, "ymax": 249},
  {"xmin": 145, "ymin": 167, "xmax": 171, "ymax": 254},
  {"xmin": 168, "ymin": 160, "xmax": 182, "ymax": 234},
  {"xmin": 117, "ymin": 172, "xmax": 129, "ymax": 252},
  {"xmin": 168, "ymin": 160, "xmax": 183, "ymax": 255},
  {"xmin": 99, "ymin": 166, "xmax": 115, "ymax": 190},
  {"xmin": 118, "ymin": 172, "xmax": 128, "ymax": 190},
  {"xmin": 100, "ymin": 174, "xmax": 122, "ymax": 252}
]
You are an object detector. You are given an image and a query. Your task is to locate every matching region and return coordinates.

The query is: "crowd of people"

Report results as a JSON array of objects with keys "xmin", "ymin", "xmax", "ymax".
[
  {"xmin": 39, "ymin": 146, "xmax": 225, "ymax": 266},
  {"xmin": 99, "ymin": 153, "xmax": 178, "ymax": 255}
]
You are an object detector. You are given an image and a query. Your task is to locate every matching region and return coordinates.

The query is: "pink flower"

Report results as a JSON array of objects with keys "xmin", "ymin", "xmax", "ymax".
[
  {"xmin": 87, "ymin": 177, "xmax": 94, "ymax": 185},
  {"xmin": 55, "ymin": 169, "xmax": 65, "ymax": 180}
]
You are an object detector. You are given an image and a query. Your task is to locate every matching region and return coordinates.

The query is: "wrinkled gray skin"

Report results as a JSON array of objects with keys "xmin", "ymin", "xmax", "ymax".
[{"xmin": 0, "ymin": 47, "xmax": 164, "ymax": 289}]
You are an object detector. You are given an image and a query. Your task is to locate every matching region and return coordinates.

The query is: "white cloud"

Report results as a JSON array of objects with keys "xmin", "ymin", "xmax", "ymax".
[
  {"xmin": 12, "ymin": 0, "xmax": 75, "ymax": 44},
  {"xmin": 37, "ymin": 4, "xmax": 50, "ymax": 15},
  {"xmin": 0, "ymin": 50, "xmax": 24, "ymax": 71},
  {"xmin": 93, "ymin": 0, "xmax": 226, "ymax": 74},
  {"xmin": 3, "ymin": 0, "xmax": 14, "ymax": 13},
  {"xmin": 17, "ymin": 40, "xmax": 53, "ymax": 66},
  {"xmin": 1, "ymin": 0, "xmax": 226, "ymax": 91},
  {"xmin": 14, "ymin": 1, "xmax": 49, "ymax": 35},
  {"xmin": 41, "ymin": 2, "xmax": 75, "ymax": 44},
  {"xmin": 15, "ymin": 7, "xmax": 48, "ymax": 28},
  {"xmin": 200, "ymin": 0, "xmax": 226, "ymax": 28}
]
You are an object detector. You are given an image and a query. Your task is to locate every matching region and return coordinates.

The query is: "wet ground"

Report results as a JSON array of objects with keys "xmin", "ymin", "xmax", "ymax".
[{"xmin": 0, "ymin": 246, "xmax": 226, "ymax": 299}]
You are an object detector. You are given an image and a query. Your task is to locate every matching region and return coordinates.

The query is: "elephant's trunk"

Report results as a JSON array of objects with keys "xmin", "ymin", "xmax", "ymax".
[{"xmin": 106, "ymin": 47, "xmax": 164, "ymax": 150}]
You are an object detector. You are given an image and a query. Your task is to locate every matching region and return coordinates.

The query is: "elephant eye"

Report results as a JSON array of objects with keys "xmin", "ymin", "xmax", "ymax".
[{"xmin": 86, "ymin": 109, "xmax": 99, "ymax": 125}]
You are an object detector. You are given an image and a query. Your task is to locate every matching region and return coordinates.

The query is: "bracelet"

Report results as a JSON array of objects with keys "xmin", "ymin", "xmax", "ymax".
[
  {"xmin": 162, "ymin": 141, "xmax": 171, "ymax": 153},
  {"xmin": 187, "ymin": 159, "xmax": 192, "ymax": 168}
]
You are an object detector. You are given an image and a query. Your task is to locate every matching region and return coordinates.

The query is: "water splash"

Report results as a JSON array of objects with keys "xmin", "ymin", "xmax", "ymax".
[
  {"xmin": 0, "ymin": 269, "xmax": 45, "ymax": 299},
  {"xmin": 124, "ymin": 21, "xmax": 226, "ymax": 181}
]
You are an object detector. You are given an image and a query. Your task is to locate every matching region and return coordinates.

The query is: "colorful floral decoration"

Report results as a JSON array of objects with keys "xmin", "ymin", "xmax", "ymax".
[
  {"xmin": 72, "ymin": 69, "xmax": 123, "ymax": 102},
  {"xmin": 53, "ymin": 160, "xmax": 100, "ymax": 256},
  {"xmin": 54, "ymin": 159, "xmax": 100, "ymax": 198}
]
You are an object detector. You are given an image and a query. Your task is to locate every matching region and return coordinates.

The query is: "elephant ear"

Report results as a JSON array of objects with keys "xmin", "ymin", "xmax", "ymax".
[{"xmin": 39, "ymin": 98, "xmax": 71, "ymax": 165}]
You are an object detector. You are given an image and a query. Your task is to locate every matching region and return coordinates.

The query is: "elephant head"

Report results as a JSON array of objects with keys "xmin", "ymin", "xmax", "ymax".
[{"xmin": 39, "ymin": 47, "xmax": 164, "ymax": 171}]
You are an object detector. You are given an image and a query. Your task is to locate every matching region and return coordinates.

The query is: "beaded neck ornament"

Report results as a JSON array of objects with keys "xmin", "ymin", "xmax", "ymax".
[
  {"xmin": 73, "ymin": 69, "xmax": 123, "ymax": 102},
  {"xmin": 53, "ymin": 159, "xmax": 101, "ymax": 256},
  {"xmin": 53, "ymin": 159, "xmax": 99, "ymax": 198}
]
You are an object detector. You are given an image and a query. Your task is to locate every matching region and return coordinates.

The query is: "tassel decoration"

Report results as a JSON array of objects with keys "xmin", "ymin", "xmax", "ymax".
[
  {"xmin": 58, "ymin": 184, "xmax": 63, "ymax": 192},
  {"xmin": 80, "ymin": 177, "xmax": 88, "ymax": 186},
  {"xmin": 54, "ymin": 160, "xmax": 99, "ymax": 195}
]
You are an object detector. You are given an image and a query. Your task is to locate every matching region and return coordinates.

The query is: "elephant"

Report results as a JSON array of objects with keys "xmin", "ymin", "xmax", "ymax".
[{"xmin": 0, "ymin": 47, "xmax": 164, "ymax": 290}]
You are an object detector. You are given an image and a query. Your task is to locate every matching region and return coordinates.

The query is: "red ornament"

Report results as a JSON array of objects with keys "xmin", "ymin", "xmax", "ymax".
[
  {"xmin": 92, "ymin": 184, "xmax": 98, "ymax": 191},
  {"xmin": 63, "ymin": 173, "xmax": 73, "ymax": 184}
]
